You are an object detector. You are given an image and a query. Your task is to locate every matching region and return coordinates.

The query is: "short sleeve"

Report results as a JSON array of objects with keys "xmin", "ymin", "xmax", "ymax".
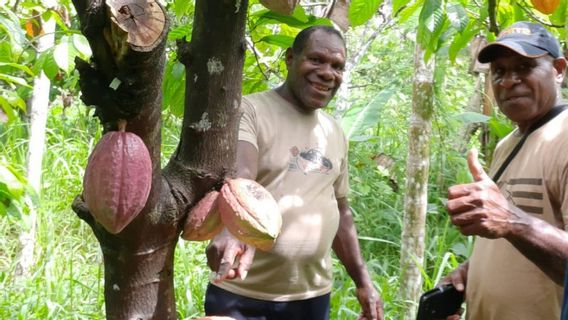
[
  {"xmin": 333, "ymin": 132, "xmax": 349, "ymax": 199},
  {"xmin": 238, "ymin": 96, "xmax": 258, "ymax": 150}
]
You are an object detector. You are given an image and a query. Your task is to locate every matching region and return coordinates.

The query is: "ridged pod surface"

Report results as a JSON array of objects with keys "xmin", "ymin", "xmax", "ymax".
[
  {"xmin": 218, "ymin": 178, "xmax": 282, "ymax": 252},
  {"xmin": 83, "ymin": 130, "xmax": 152, "ymax": 234},
  {"xmin": 531, "ymin": 0, "xmax": 560, "ymax": 14},
  {"xmin": 182, "ymin": 190, "xmax": 224, "ymax": 241},
  {"xmin": 259, "ymin": 0, "xmax": 299, "ymax": 15}
]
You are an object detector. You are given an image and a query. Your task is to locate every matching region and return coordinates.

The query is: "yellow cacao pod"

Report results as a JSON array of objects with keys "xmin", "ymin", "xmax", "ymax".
[
  {"xmin": 218, "ymin": 178, "xmax": 282, "ymax": 252},
  {"xmin": 531, "ymin": 0, "xmax": 560, "ymax": 14},
  {"xmin": 83, "ymin": 129, "xmax": 152, "ymax": 234},
  {"xmin": 182, "ymin": 190, "xmax": 224, "ymax": 241}
]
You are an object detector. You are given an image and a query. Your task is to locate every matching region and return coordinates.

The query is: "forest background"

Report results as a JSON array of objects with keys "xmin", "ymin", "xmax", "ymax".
[{"xmin": 1, "ymin": 0, "xmax": 566, "ymax": 319}]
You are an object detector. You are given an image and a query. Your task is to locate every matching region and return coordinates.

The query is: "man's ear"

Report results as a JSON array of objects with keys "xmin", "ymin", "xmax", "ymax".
[
  {"xmin": 285, "ymin": 48, "xmax": 294, "ymax": 68},
  {"xmin": 553, "ymin": 57, "xmax": 567, "ymax": 83}
]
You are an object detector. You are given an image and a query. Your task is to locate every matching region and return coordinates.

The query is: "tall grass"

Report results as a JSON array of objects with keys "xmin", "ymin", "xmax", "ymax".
[{"xmin": 0, "ymin": 101, "xmax": 468, "ymax": 319}]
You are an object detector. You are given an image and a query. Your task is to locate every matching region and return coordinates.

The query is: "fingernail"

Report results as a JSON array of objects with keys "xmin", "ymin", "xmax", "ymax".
[{"xmin": 240, "ymin": 271, "xmax": 248, "ymax": 280}]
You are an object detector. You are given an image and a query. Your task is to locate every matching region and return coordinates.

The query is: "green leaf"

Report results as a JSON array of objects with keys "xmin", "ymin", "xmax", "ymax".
[
  {"xmin": 341, "ymin": 87, "xmax": 395, "ymax": 140},
  {"xmin": 0, "ymin": 163, "xmax": 25, "ymax": 200},
  {"xmin": 0, "ymin": 9, "xmax": 28, "ymax": 54},
  {"xmin": 454, "ymin": 111, "xmax": 490, "ymax": 124},
  {"xmin": 0, "ymin": 95, "xmax": 17, "ymax": 123},
  {"xmin": 448, "ymin": 22, "xmax": 478, "ymax": 62},
  {"xmin": 168, "ymin": 24, "xmax": 192, "ymax": 41},
  {"xmin": 0, "ymin": 62, "xmax": 34, "ymax": 76},
  {"xmin": 419, "ymin": 0, "xmax": 443, "ymax": 32},
  {"xmin": 162, "ymin": 61, "xmax": 186, "ymax": 118},
  {"xmin": 488, "ymin": 117, "xmax": 514, "ymax": 138},
  {"xmin": 348, "ymin": 0, "xmax": 382, "ymax": 27},
  {"xmin": 72, "ymin": 34, "xmax": 92, "ymax": 59},
  {"xmin": 54, "ymin": 41, "xmax": 72, "ymax": 73},
  {"xmin": 0, "ymin": 73, "xmax": 30, "ymax": 87},
  {"xmin": 446, "ymin": 4, "xmax": 468, "ymax": 32},
  {"xmin": 37, "ymin": 49, "xmax": 60, "ymax": 79},
  {"xmin": 258, "ymin": 34, "xmax": 294, "ymax": 49},
  {"xmin": 392, "ymin": 0, "xmax": 413, "ymax": 16},
  {"xmin": 397, "ymin": 0, "xmax": 424, "ymax": 23},
  {"xmin": 254, "ymin": 6, "xmax": 331, "ymax": 29}
]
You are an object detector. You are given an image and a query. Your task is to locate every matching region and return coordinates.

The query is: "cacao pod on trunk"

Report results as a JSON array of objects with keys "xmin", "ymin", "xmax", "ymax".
[
  {"xmin": 531, "ymin": 0, "xmax": 560, "ymax": 14},
  {"xmin": 182, "ymin": 190, "xmax": 224, "ymax": 241},
  {"xmin": 83, "ymin": 127, "xmax": 152, "ymax": 234},
  {"xmin": 218, "ymin": 178, "xmax": 282, "ymax": 252}
]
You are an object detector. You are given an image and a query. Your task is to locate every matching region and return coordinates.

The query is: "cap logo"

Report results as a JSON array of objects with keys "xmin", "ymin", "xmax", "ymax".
[{"xmin": 499, "ymin": 27, "xmax": 531, "ymax": 38}]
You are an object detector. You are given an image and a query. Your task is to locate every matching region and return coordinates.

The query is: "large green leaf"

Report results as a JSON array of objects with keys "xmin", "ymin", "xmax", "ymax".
[
  {"xmin": 162, "ymin": 61, "xmax": 185, "ymax": 117},
  {"xmin": 488, "ymin": 116, "xmax": 514, "ymax": 139},
  {"xmin": 340, "ymin": 87, "xmax": 395, "ymax": 140},
  {"xmin": 348, "ymin": 0, "xmax": 382, "ymax": 27},
  {"xmin": 72, "ymin": 34, "xmax": 92, "ymax": 59},
  {"xmin": 258, "ymin": 34, "xmax": 294, "ymax": 49},
  {"xmin": 448, "ymin": 22, "xmax": 478, "ymax": 62},
  {"xmin": 0, "ymin": 73, "xmax": 30, "ymax": 87},
  {"xmin": 253, "ymin": 6, "xmax": 331, "ymax": 29},
  {"xmin": 0, "ymin": 162, "xmax": 25, "ymax": 201},
  {"xmin": 446, "ymin": 3, "xmax": 468, "ymax": 32},
  {"xmin": 397, "ymin": 0, "xmax": 424, "ymax": 23},
  {"xmin": 454, "ymin": 111, "xmax": 490, "ymax": 124},
  {"xmin": 392, "ymin": 0, "xmax": 413, "ymax": 16},
  {"xmin": 0, "ymin": 8, "xmax": 28, "ymax": 55},
  {"xmin": 53, "ymin": 37, "xmax": 76, "ymax": 73}
]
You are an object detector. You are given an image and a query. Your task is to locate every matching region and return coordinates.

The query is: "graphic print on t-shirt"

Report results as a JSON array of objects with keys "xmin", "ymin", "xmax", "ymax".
[
  {"xmin": 288, "ymin": 146, "xmax": 332, "ymax": 175},
  {"xmin": 498, "ymin": 178, "xmax": 544, "ymax": 215}
]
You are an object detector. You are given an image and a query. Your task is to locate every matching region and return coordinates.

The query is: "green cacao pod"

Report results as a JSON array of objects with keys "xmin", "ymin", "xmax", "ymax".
[
  {"xmin": 218, "ymin": 178, "xmax": 282, "ymax": 252},
  {"xmin": 182, "ymin": 190, "xmax": 224, "ymax": 241},
  {"xmin": 531, "ymin": 0, "xmax": 560, "ymax": 14},
  {"xmin": 83, "ymin": 128, "xmax": 152, "ymax": 234}
]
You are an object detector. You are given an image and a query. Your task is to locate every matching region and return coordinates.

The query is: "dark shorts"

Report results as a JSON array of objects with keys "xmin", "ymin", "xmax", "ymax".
[{"xmin": 204, "ymin": 283, "xmax": 330, "ymax": 320}]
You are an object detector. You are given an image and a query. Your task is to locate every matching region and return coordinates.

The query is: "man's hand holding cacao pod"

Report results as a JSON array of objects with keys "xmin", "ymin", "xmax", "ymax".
[{"xmin": 206, "ymin": 229, "xmax": 256, "ymax": 282}]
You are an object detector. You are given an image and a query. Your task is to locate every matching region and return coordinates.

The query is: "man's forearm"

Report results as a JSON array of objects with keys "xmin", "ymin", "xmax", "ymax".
[{"xmin": 507, "ymin": 210, "xmax": 568, "ymax": 285}]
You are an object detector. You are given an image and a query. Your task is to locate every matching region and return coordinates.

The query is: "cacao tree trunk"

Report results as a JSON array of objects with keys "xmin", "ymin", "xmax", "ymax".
[
  {"xmin": 399, "ymin": 43, "xmax": 434, "ymax": 320},
  {"xmin": 14, "ymin": 8, "xmax": 56, "ymax": 281},
  {"xmin": 70, "ymin": 0, "xmax": 248, "ymax": 318}
]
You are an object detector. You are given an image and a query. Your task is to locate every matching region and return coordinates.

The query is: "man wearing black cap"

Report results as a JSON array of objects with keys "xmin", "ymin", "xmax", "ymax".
[{"xmin": 441, "ymin": 21, "xmax": 568, "ymax": 319}]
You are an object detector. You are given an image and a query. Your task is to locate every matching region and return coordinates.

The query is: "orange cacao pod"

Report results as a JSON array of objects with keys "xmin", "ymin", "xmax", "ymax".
[
  {"xmin": 531, "ymin": 0, "xmax": 560, "ymax": 14},
  {"xmin": 218, "ymin": 178, "xmax": 282, "ymax": 252},
  {"xmin": 83, "ymin": 128, "xmax": 152, "ymax": 234},
  {"xmin": 259, "ymin": 0, "xmax": 299, "ymax": 15},
  {"xmin": 182, "ymin": 190, "xmax": 224, "ymax": 241}
]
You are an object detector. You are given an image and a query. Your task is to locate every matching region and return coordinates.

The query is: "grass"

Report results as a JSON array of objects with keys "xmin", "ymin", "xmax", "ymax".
[{"xmin": 0, "ymin": 102, "xmax": 468, "ymax": 319}]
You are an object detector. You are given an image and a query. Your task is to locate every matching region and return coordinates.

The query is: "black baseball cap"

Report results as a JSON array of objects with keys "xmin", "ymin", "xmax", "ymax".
[{"xmin": 477, "ymin": 21, "xmax": 562, "ymax": 63}]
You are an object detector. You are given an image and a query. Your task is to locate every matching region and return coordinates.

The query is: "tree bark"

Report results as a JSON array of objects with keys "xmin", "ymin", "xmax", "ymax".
[
  {"xmin": 399, "ymin": 43, "xmax": 434, "ymax": 320},
  {"xmin": 70, "ymin": 0, "xmax": 248, "ymax": 318}
]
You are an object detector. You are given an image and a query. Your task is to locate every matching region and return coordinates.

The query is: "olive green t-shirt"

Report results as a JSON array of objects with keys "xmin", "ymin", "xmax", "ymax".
[
  {"xmin": 466, "ymin": 109, "xmax": 568, "ymax": 319},
  {"xmin": 213, "ymin": 89, "xmax": 349, "ymax": 301}
]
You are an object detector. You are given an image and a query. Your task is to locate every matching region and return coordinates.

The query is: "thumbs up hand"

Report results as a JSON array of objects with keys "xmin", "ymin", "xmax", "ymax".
[{"xmin": 446, "ymin": 149, "xmax": 525, "ymax": 239}]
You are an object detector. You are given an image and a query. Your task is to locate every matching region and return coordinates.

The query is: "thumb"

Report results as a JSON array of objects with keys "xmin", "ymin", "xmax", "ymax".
[{"xmin": 467, "ymin": 148, "xmax": 489, "ymax": 182}]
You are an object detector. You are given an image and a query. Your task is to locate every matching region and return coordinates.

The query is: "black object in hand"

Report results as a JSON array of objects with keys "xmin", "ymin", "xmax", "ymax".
[{"xmin": 416, "ymin": 284, "xmax": 464, "ymax": 320}]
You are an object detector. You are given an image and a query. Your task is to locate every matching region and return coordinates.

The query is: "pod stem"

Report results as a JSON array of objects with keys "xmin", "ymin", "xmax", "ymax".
[{"xmin": 117, "ymin": 119, "xmax": 127, "ymax": 132}]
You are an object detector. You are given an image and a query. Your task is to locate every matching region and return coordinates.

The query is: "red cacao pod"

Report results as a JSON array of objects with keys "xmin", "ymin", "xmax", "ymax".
[
  {"xmin": 218, "ymin": 178, "xmax": 282, "ymax": 252},
  {"xmin": 83, "ymin": 128, "xmax": 152, "ymax": 234},
  {"xmin": 531, "ymin": 0, "xmax": 560, "ymax": 14},
  {"xmin": 182, "ymin": 190, "xmax": 224, "ymax": 241}
]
